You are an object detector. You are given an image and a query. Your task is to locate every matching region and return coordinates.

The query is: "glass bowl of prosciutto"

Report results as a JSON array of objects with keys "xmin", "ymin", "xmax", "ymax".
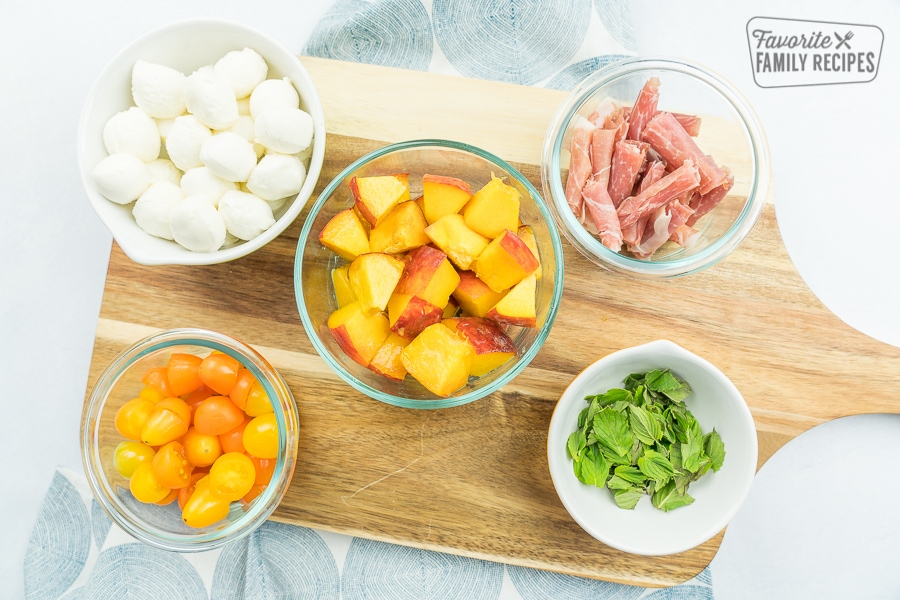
[{"xmin": 541, "ymin": 57, "xmax": 770, "ymax": 278}]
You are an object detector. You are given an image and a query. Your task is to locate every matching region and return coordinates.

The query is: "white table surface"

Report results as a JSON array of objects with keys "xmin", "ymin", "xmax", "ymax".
[{"xmin": 2, "ymin": 2, "xmax": 899, "ymax": 598}]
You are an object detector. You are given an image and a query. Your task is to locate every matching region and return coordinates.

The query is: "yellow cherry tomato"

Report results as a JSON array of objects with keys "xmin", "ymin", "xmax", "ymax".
[
  {"xmin": 114, "ymin": 398, "xmax": 156, "ymax": 441},
  {"xmin": 129, "ymin": 463, "xmax": 171, "ymax": 504},
  {"xmin": 181, "ymin": 476, "xmax": 230, "ymax": 528},
  {"xmin": 243, "ymin": 381, "xmax": 273, "ymax": 417},
  {"xmin": 140, "ymin": 397, "xmax": 191, "ymax": 446},
  {"xmin": 151, "ymin": 441, "xmax": 193, "ymax": 489},
  {"xmin": 183, "ymin": 427, "xmax": 222, "ymax": 468},
  {"xmin": 155, "ymin": 489, "xmax": 179, "ymax": 506},
  {"xmin": 113, "ymin": 441, "xmax": 156, "ymax": 478},
  {"xmin": 208, "ymin": 452, "xmax": 255, "ymax": 501},
  {"xmin": 139, "ymin": 386, "xmax": 165, "ymax": 403},
  {"xmin": 242, "ymin": 413, "xmax": 279, "ymax": 459}
]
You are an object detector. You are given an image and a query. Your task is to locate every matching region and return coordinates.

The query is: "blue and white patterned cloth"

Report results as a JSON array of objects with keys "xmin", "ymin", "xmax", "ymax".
[
  {"xmin": 26, "ymin": 469, "xmax": 713, "ymax": 599},
  {"xmin": 23, "ymin": 3, "xmax": 718, "ymax": 598}
]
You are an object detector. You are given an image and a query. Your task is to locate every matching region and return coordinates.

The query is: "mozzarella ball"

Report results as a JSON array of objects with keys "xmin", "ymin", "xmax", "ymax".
[
  {"xmin": 184, "ymin": 70, "xmax": 239, "ymax": 130},
  {"xmin": 131, "ymin": 60, "xmax": 186, "ymax": 118},
  {"xmin": 265, "ymin": 195, "xmax": 291, "ymax": 213},
  {"xmin": 213, "ymin": 48, "xmax": 268, "ymax": 99},
  {"xmin": 169, "ymin": 195, "xmax": 226, "ymax": 252},
  {"xmin": 219, "ymin": 115, "xmax": 265, "ymax": 158},
  {"xmin": 146, "ymin": 158, "xmax": 182, "ymax": 185},
  {"xmin": 102, "ymin": 107, "xmax": 160, "ymax": 162},
  {"xmin": 92, "ymin": 153, "xmax": 151, "ymax": 204},
  {"xmin": 295, "ymin": 144, "xmax": 313, "ymax": 165},
  {"xmin": 156, "ymin": 117, "xmax": 177, "ymax": 143},
  {"xmin": 218, "ymin": 190, "xmax": 276, "ymax": 240},
  {"xmin": 180, "ymin": 166, "xmax": 237, "ymax": 207},
  {"xmin": 132, "ymin": 182, "xmax": 184, "ymax": 240},
  {"xmin": 255, "ymin": 108, "xmax": 313, "ymax": 154},
  {"xmin": 166, "ymin": 115, "xmax": 212, "ymax": 171},
  {"xmin": 199, "ymin": 132, "xmax": 257, "ymax": 182},
  {"xmin": 237, "ymin": 97, "xmax": 251, "ymax": 116},
  {"xmin": 249, "ymin": 77, "xmax": 299, "ymax": 118},
  {"xmin": 246, "ymin": 153, "xmax": 305, "ymax": 201}
]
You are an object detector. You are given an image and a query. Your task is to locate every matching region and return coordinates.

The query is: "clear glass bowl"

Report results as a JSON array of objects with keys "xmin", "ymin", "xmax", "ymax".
[
  {"xmin": 294, "ymin": 139, "xmax": 565, "ymax": 409},
  {"xmin": 81, "ymin": 328, "xmax": 299, "ymax": 552},
  {"xmin": 542, "ymin": 57, "xmax": 771, "ymax": 278}
]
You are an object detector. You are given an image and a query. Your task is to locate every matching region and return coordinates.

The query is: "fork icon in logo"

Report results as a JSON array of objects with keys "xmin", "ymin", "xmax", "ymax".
[{"xmin": 835, "ymin": 30, "xmax": 854, "ymax": 49}]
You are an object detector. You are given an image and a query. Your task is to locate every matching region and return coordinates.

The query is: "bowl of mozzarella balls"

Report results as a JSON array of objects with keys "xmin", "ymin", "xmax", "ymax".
[{"xmin": 78, "ymin": 18, "xmax": 325, "ymax": 265}]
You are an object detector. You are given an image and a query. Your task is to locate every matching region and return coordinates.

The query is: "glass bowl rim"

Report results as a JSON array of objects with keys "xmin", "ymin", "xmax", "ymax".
[
  {"xmin": 294, "ymin": 138, "xmax": 565, "ymax": 409},
  {"xmin": 541, "ymin": 56, "xmax": 771, "ymax": 279},
  {"xmin": 81, "ymin": 327, "xmax": 299, "ymax": 552}
]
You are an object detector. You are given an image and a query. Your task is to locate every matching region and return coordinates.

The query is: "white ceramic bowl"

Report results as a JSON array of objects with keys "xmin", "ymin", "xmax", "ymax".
[
  {"xmin": 77, "ymin": 18, "xmax": 326, "ymax": 266},
  {"xmin": 547, "ymin": 339, "xmax": 758, "ymax": 556}
]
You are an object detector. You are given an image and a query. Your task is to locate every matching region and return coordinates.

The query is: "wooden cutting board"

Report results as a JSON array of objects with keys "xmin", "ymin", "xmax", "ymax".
[{"xmin": 84, "ymin": 57, "xmax": 900, "ymax": 587}]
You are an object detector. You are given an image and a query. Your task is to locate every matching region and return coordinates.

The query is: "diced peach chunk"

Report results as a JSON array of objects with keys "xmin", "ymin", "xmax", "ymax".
[
  {"xmin": 387, "ymin": 293, "xmax": 444, "ymax": 340},
  {"xmin": 517, "ymin": 224, "xmax": 542, "ymax": 280},
  {"xmin": 367, "ymin": 333, "xmax": 411, "ymax": 382},
  {"xmin": 369, "ymin": 200, "xmax": 429, "ymax": 254},
  {"xmin": 318, "ymin": 208, "xmax": 370, "ymax": 261},
  {"xmin": 486, "ymin": 274, "xmax": 537, "ymax": 328},
  {"xmin": 327, "ymin": 301, "xmax": 391, "ymax": 367},
  {"xmin": 447, "ymin": 317, "xmax": 517, "ymax": 377},
  {"xmin": 394, "ymin": 245, "xmax": 460, "ymax": 308},
  {"xmin": 350, "ymin": 173, "xmax": 410, "ymax": 227},
  {"xmin": 400, "ymin": 323, "xmax": 474, "ymax": 397},
  {"xmin": 462, "ymin": 175, "xmax": 520, "ymax": 238},
  {"xmin": 422, "ymin": 174, "xmax": 472, "ymax": 224},
  {"xmin": 424, "ymin": 214, "xmax": 490, "ymax": 270},
  {"xmin": 452, "ymin": 270, "xmax": 507, "ymax": 318},
  {"xmin": 473, "ymin": 229, "xmax": 539, "ymax": 292},
  {"xmin": 331, "ymin": 265, "xmax": 356, "ymax": 308},
  {"xmin": 348, "ymin": 253, "xmax": 405, "ymax": 313}
]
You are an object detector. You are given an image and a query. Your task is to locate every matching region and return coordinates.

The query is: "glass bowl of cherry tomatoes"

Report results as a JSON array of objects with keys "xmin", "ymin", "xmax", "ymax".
[{"xmin": 81, "ymin": 328, "xmax": 299, "ymax": 551}]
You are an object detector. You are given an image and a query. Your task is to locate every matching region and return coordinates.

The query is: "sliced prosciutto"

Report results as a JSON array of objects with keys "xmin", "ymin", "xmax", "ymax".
[
  {"xmin": 670, "ymin": 224, "xmax": 700, "ymax": 247},
  {"xmin": 582, "ymin": 178, "xmax": 622, "ymax": 251},
  {"xmin": 642, "ymin": 111, "xmax": 727, "ymax": 194},
  {"xmin": 687, "ymin": 167, "xmax": 734, "ymax": 226},
  {"xmin": 672, "ymin": 113, "xmax": 701, "ymax": 137},
  {"xmin": 621, "ymin": 160, "xmax": 667, "ymax": 245},
  {"xmin": 589, "ymin": 127, "xmax": 617, "ymax": 187},
  {"xmin": 626, "ymin": 77, "xmax": 660, "ymax": 142},
  {"xmin": 564, "ymin": 116, "xmax": 594, "ymax": 217},
  {"xmin": 617, "ymin": 161, "xmax": 700, "ymax": 229},
  {"xmin": 630, "ymin": 201, "xmax": 694, "ymax": 258},
  {"xmin": 607, "ymin": 140, "xmax": 647, "ymax": 208},
  {"xmin": 587, "ymin": 98, "xmax": 618, "ymax": 126}
]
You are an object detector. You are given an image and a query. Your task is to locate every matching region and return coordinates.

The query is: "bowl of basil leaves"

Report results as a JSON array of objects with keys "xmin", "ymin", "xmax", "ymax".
[{"xmin": 547, "ymin": 339, "xmax": 758, "ymax": 556}]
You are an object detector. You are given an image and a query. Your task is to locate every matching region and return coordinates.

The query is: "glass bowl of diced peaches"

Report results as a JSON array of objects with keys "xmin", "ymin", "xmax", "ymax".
[
  {"xmin": 294, "ymin": 139, "xmax": 565, "ymax": 408},
  {"xmin": 81, "ymin": 328, "xmax": 299, "ymax": 551},
  {"xmin": 542, "ymin": 57, "xmax": 771, "ymax": 278}
]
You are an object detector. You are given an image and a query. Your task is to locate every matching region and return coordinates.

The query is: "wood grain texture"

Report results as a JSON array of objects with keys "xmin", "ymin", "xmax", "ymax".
[{"xmin": 84, "ymin": 57, "xmax": 900, "ymax": 587}]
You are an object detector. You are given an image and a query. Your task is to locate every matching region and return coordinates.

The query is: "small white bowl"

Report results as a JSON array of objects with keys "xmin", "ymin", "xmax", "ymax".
[
  {"xmin": 547, "ymin": 339, "xmax": 758, "ymax": 556},
  {"xmin": 77, "ymin": 18, "xmax": 326, "ymax": 266}
]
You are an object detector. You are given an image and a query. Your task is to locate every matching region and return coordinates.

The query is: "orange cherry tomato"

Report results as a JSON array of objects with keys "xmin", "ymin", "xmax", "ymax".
[
  {"xmin": 151, "ymin": 441, "xmax": 193, "ymax": 489},
  {"xmin": 183, "ymin": 385, "xmax": 213, "ymax": 413},
  {"xmin": 198, "ymin": 353, "xmax": 241, "ymax": 396},
  {"xmin": 183, "ymin": 427, "xmax": 222, "ymax": 468},
  {"xmin": 240, "ymin": 484, "xmax": 267, "ymax": 506},
  {"xmin": 181, "ymin": 476, "xmax": 230, "ymax": 528},
  {"xmin": 219, "ymin": 418, "xmax": 250, "ymax": 454},
  {"xmin": 229, "ymin": 369, "xmax": 256, "ymax": 410},
  {"xmin": 114, "ymin": 397, "xmax": 156, "ymax": 440},
  {"xmin": 208, "ymin": 452, "xmax": 256, "ymax": 501},
  {"xmin": 167, "ymin": 353, "xmax": 204, "ymax": 396},
  {"xmin": 247, "ymin": 453, "xmax": 275, "ymax": 485},
  {"xmin": 141, "ymin": 397, "xmax": 191, "ymax": 446},
  {"xmin": 155, "ymin": 489, "xmax": 179, "ymax": 506},
  {"xmin": 194, "ymin": 396, "xmax": 245, "ymax": 436},
  {"xmin": 177, "ymin": 472, "xmax": 206, "ymax": 511},
  {"xmin": 130, "ymin": 463, "xmax": 170, "ymax": 504},
  {"xmin": 139, "ymin": 386, "xmax": 165, "ymax": 403},
  {"xmin": 141, "ymin": 366, "xmax": 173, "ymax": 397},
  {"xmin": 243, "ymin": 413, "xmax": 279, "ymax": 459},
  {"xmin": 113, "ymin": 441, "xmax": 156, "ymax": 478},
  {"xmin": 243, "ymin": 381, "xmax": 273, "ymax": 417}
]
